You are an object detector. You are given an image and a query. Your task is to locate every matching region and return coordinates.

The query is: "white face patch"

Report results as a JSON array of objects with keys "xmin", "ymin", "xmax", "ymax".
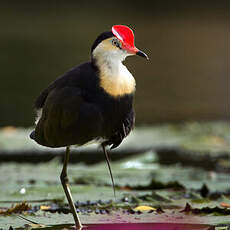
[
  {"xmin": 92, "ymin": 38, "xmax": 136, "ymax": 97},
  {"xmin": 92, "ymin": 37, "xmax": 133, "ymax": 62}
]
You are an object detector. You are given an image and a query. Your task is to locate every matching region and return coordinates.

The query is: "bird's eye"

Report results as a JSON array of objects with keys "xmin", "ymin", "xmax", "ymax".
[{"xmin": 112, "ymin": 39, "xmax": 121, "ymax": 49}]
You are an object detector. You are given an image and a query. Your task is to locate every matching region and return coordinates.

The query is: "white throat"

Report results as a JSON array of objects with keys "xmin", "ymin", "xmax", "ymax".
[
  {"xmin": 93, "ymin": 47, "xmax": 136, "ymax": 97},
  {"xmin": 98, "ymin": 53, "xmax": 127, "ymax": 76}
]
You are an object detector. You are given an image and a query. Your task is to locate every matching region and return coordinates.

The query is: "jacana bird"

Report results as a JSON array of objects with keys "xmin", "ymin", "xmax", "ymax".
[{"xmin": 30, "ymin": 25, "xmax": 148, "ymax": 228}]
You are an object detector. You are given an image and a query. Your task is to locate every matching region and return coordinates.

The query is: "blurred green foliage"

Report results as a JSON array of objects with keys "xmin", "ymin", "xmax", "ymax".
[{"xmin": 1, "ymin": 1, "xmax": 230, "ymax": 126}]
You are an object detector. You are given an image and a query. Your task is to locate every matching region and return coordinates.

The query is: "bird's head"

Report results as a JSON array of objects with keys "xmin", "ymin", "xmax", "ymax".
[{"xmin": 91, "ymin": 25, "xmax": 148, "ymax": 62}]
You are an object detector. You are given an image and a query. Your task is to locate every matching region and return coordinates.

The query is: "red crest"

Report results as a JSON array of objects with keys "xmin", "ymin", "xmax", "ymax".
[{"xmin": 112, "ymin": 25, "xmax": 135, "ymax": 49}]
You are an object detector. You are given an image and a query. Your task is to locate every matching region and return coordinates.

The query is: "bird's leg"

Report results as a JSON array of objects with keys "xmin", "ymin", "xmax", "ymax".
[
  {"xmin": 60, "ymin": 146, "xmax": 82, "ymax": 229},
  {"xmin": 102, "ymin": 143, "xmax": 116, "ymax": 199}
]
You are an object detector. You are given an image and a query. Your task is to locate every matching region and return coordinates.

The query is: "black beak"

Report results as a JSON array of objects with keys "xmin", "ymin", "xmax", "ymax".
[{"xmin": 136, "ymin": 50, "xmax": 149, "ymax": 60}]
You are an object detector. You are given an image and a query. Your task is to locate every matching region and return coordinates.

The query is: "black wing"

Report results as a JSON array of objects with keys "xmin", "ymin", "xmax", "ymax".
[
  {"xmin": 31, "ymin": 62, "xmax": 103, "ymax": 147},
  {"xmin": 32, "ymin": 86, "xmax": 103, "ymax": 147},
  {"xmin": 34, "ymin": 62, "xmax": 97, "ymax": 109}
]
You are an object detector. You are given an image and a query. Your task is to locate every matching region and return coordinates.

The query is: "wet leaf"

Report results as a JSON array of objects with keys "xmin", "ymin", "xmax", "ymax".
[
  {"xmin": 123, "ymin": 179, "xmax": 185, "ymax": 190},
  {"xmin": 180, "ymin": 203, "xmax": 193, "ymax": 213},
  {"xmin": 40, "ymin": 205, "xmax": 51, "ymax": 211},
  {"xmin": 199, "ymin": 184, "xmax": 210, "ymax": 198},
  {"xmin": 220, "ymin": 202, "xmax": 230, "ymax": 208},
  {"xmin": 0, "ymin": 202, "xmax": 31, "ymax": 215},
  {"xmin": 156, "ymin": 207, "xmax": 165, "ymax": 214},
  {"xmin": 180, "ymin": 202, "xmax": 230, "ymax": 215},
  {"xmin": 134, "ymin": 205, "xmax": 156, "ymax": 212}
]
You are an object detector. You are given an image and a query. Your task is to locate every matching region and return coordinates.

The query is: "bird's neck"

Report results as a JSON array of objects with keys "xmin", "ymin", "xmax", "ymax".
[{"xmin": 93, "ymin": 54, "xmax": 136, "ymax": 97}]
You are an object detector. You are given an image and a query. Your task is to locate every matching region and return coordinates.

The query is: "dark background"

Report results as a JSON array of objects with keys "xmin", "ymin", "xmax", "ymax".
[{"xmin": 1, "ymin": 1, "xmax": 230, "ymax": 127}]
